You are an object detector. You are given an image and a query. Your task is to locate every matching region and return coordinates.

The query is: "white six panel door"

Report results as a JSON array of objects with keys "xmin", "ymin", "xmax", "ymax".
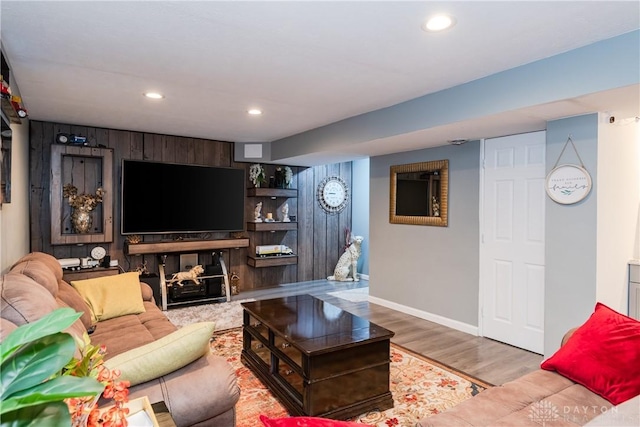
[{"xmin": 481, "ymin": 131, "xmax": 545, "ymax": 354}]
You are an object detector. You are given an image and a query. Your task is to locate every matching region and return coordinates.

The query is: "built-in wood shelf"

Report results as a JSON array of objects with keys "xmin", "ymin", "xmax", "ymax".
[
  {"xmin": 247, "ymin": 255, "xmax": 298, "ymax": 268},
  {"xmin": 247, "ymin": 188, "xmax": 297, "ymax": 198},
  {"xmin": 125, "ymin": 238, "xmax": 249, "ymax": 255},
  {"xmin": 247, "ymin": 221, "xmax": 297, "ymax": 232}
]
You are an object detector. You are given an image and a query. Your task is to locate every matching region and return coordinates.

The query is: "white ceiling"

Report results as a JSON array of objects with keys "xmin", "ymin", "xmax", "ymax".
[{"xmin": 1, "ymin": 1, "xmax": 639, "ymax": 164}]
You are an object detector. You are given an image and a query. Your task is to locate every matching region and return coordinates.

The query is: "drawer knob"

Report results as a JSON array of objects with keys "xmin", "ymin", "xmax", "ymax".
[
  {"xmin": 253, "ymin": 322, "xmax": 262, "ymax": 327},
  {"xmin": 284, "ymin": 369, "xmax": 293, "ymax": 376},
  {"xmin": 255, "ymin": 343, "xmax": 264, "ymax": 349},
  {"xmin": 281, "ymin": 342, "xmax": 291, "ymax": 349}
]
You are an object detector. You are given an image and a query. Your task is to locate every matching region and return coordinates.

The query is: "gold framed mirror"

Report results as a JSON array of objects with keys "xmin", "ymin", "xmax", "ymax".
[{"xmin": 390, "ymin": 159, "xmax": 448, "ymax": 227}]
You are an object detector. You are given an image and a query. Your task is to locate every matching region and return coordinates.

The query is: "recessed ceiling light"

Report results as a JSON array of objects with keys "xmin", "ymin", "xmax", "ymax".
[
  {"xmin": 422, "ymin": 14, "xmax": 456, "ymax": 32},
  {"xmin": 248, "ymin": 109, "xmax": 263, "ymax": 116},
  {"xmin": 144, "ymin": 92, "xmax": 164, "ymax": 99}
]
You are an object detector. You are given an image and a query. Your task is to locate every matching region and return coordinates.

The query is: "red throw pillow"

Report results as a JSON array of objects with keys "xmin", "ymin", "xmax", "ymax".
[
  {"xmin": 541, "ymin": 302, "xmax": 640, "ymax": 405},
  {"xmin": 259, "ymin": 415, "xmax": 373, "ymax": 427}
]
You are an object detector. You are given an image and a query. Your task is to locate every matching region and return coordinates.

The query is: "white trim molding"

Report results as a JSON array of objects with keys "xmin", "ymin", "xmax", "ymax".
[{"xmin": 368, "ymin": 295, "xmax": 479, "ymax": 336}]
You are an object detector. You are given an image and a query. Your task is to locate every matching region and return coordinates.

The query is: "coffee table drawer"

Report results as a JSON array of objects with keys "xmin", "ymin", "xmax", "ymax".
[
  {"xmin": 247, "ymin": 314, "xmax": 270, "ymax": 340},
  {"xmin": 274, "ymin": 335, "xmax": 302, "ymax": 368},
  {"xmin": 246, "ymin": 332, "xmax": 271, "ymax": 368},
  {"xmin": 276, "ymin": 358, "xmax": 304, "ymax": 399}
]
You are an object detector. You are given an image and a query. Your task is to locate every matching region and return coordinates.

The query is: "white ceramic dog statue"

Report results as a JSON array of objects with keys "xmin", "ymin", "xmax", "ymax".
[
  {"xmin": 327, "ymin": 235, "xmax": 364, "ymax": 282},
  {"xmin": 168, "ymin": 264, "xmax": 205, "ymax": 286}
]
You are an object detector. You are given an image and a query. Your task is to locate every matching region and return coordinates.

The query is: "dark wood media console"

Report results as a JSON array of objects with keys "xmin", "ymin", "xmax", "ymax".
[{"xmin": 241, "ymin": 295, "xmax": 395, "ymax": 419}]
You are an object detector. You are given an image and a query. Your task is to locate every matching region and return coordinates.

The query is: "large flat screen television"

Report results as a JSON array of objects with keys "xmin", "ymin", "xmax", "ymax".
[{"xmin": 121, "ymin": 160, "xmax": 245, "ymax": 235}]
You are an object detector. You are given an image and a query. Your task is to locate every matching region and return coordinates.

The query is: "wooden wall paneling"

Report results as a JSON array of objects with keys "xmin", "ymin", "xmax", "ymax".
[
  {"xmin": 325, "ymin": 163, "xmax": 342, "ymax": 276},
  {"xmin": 161, "ymin": 134, "xmax": 175, "ymax": 162},
  {"xmin": 175, "ymin": 136, "xmax": 188, "ymax": 164},
  {"xmin": 312, "ymin": 165, "xmax": 328, "ymax": 280},
  {"xmin": 143, "ymin": 133, "xmax": 163, "ymax": 162},
  {"xmin": 51, "ymin": 124, "xmax": 72, "ymax": 258},
  {"xmin": 29, "ymin": 121, "xmax": 50, "ymax": 253},
  {"xmin": 30, "ymin": 120, "xmax": 354, "ymax": 294},
  {"xmin": 89, "ymin": 125, "xmax": 115, "ymax": 261},
  {"xmin": 188, "ymin": 138, "xmax": 199, "ymax": 165},
  {"xmin": 296, "ymin": 167, "xmax": 314, "ymax": 282},
  {"xmin": 203, "ymin": 140, "xmax": 217, "ymax": 166},
  {"xmin": 86, "ymin": 126, "xmax": 109, "ymax": 150},
  {"xmin": 242, "ymin": 163, "xmax": 257, "ymax": 289},
  {"xmin": 338, "ymin": 161, "xmax": 353, "ymax": 253}
]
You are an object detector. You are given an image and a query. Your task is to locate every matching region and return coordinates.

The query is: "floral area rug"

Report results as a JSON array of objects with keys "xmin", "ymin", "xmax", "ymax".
[{"xmin": 210, "ymin": 328, "xmax": 491, "ymax": 427}]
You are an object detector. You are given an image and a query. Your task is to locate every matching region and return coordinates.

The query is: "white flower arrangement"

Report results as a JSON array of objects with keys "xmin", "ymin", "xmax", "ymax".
[
  {"xmin": 249, "ymin": 163, "xmax": 265, "ymax": 187},
  {"xmin": 283, "ymin": 166, "xmax": 293, "ymax": 187}
]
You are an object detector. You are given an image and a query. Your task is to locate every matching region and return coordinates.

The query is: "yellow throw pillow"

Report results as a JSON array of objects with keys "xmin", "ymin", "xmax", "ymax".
[
  {"xmin": 71, "ymin": 272, "xmax": 146, "ymax": 323},
  {"xmin": 104, "ymin": 322, "xmax": 215, "ymax": 386}
]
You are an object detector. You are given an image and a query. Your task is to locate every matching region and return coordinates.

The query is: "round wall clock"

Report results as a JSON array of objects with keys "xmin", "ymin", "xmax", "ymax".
[
  {"xmin": 545, "ymin": 164, "xmax": 592, "ymax": 205},
  {"xmin": 90, "ymin": 246, "xmax": 107, "ymax": 261},
  {"xmin": 317, "ymin": 176, "xmax": 349, "ymax": 213}
]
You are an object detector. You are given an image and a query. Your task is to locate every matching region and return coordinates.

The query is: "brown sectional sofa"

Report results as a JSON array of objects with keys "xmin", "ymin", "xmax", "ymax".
[{"xmin": 0, "ymin": 252, "xmax": 240, "ymax": 427}]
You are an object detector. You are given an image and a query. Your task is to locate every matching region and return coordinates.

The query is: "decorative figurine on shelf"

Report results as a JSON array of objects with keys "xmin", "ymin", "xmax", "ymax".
[
  {"xmin": 254, "ymin": 202, "xmax": 263, "ymax": 222},
  {"xmin": 63, "ymin": 184, "xmax": 104, "ymax": 234},
  {"xmin": 167, "ymin": 265, "xmax": 205, "ymax": 286},
  {"xmin": 432, "ymin": 196, "xmax": 440, "ymax": 217},
  {"xmin": 249, "ymin": 163, "xmax": 266, "ymax": 187},
  {"xmin": 229, "ymin": 272, "xmax": 240, "ymax": 295},
  {"xmin": 282, "ymin": 203, "xmax": 290, "ymax": 222},
  {"xmin": 327, "ymin": 235, "xmax": 364, "ymax": 282}
]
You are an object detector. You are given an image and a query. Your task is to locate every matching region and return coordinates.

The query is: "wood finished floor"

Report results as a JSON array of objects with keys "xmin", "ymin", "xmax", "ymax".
[{"xmin": 236, "ymin": 279, "xmax": 543, "ymax": 386}]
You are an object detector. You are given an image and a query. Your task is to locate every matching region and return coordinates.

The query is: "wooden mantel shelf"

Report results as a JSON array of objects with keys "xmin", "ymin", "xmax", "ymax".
[
  {"xmin": 247, "ymin": 188, "xmax": 297, "ymax": 198},
  {"xmin": 125, "ymin": 238, "xmax": 249, "ymax": 255}
]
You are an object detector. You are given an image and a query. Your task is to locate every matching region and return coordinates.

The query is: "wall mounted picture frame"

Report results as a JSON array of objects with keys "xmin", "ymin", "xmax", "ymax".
[{"xmin": 389, "ymin": 159, "xmax": 448, "ymax": 226}]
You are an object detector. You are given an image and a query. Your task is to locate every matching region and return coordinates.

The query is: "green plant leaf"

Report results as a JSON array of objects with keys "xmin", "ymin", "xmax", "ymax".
[
  {"xmin": 1, "ymin": 376, "xmax": 103, "ymax": 415},
  {"xmin": 1, "ymin": 333, "xmax": 76, "ymax": 400},
  {"xmin": 1, "ymin": 401, "xmax": 71, "ymax": 427},
  {"xmin": 0, "ymin": 308, "xmax": 81, "ymax": 360}
]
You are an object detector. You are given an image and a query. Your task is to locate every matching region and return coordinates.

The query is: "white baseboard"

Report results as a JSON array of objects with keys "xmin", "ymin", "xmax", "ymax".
[
  {"xmin": 359, "ymin": 273, "xmax": 370, "ymax": 281},
  {"xmin": 368, "ymin": 295, "xmax": 479, "ymax": 336}
]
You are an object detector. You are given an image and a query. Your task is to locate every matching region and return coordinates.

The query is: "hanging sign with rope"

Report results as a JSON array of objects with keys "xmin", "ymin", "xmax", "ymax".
[{"xmin": 545, "ymin": 136, "xmax": 592, "ymax": 205}]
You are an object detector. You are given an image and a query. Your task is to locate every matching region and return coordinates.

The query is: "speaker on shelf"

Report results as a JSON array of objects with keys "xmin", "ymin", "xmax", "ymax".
[{"xmin": 179, "ymin": 253, "xmax": 198, "ymax": 272}]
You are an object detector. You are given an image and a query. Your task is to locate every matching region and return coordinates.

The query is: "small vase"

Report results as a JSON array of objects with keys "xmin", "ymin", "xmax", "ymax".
[
  {"xmin": 274, "ymin": 170, "xmax": 285, "ymax": 188},
  {"xmin": 72, "ymin": 208, "xmax": 93, "ymax": 234}
]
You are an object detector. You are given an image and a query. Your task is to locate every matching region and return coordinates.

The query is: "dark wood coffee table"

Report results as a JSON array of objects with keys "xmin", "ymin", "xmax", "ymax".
[{"xmin": 241, "ymin": 294, "xmax": 395, "ymax": 420}]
